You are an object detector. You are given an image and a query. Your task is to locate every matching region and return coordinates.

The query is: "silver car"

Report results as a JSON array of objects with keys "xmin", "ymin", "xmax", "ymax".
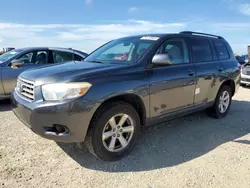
[
  {"xmin": 0, "ymin": 47, "xmax": 88, "ymax": 99},
  {"xmin": 240, "ymin": 62, "xmax": 250, "ymax": 86}
]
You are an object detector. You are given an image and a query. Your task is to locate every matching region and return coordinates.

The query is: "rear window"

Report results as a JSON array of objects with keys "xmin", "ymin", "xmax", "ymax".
[
  {"xmin": 213, "ymin": 41, "xmax": 230, "ymax": 60},
  {"xmin": 190, "ymin": 38, "xmax": 213, "ymax": 63}
]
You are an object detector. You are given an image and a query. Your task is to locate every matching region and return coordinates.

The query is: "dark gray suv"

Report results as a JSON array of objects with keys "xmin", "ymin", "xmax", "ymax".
[{"xmin": 12, "ymin": 31, "xmax": 240, "ymax": 161}]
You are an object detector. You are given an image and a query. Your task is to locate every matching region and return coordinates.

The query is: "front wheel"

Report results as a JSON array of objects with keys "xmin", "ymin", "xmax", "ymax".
[
  {"xmin": 207, "ymin": 85, "xmax": 232, "ymax": 118},
  {"xmin": 84, "ymin": 101, "xmax": 140, "ymax": 161}
]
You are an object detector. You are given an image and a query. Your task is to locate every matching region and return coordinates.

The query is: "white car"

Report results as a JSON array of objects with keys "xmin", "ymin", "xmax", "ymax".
[{"xmin": 240, "ymin": 62, "xmax": 250, "ymax": 86}]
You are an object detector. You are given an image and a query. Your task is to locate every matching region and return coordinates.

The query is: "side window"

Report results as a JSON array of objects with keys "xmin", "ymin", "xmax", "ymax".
[
  {"xmin": 213, "ymin": 41, "xmax": 230, "ymax": 60},
  {"xmin": 155, "ymin": 38, "xmax": 189, "ymax": 64},
  {"xmin": 35, "ymin": 51, "xmax": 48, "ymax": 64},
  {"xmin": 74, "ymin": 54, "xmax": 84, "ymax": 61},
  {"xmin": 17, "ymin": 52, "xmax": 34, "ymax": 64},
  {"xmin": 53, "ymin": 51, "xmax": 74, "ymax": 63},
  {"xmin": 190, "ymin": 38, "xmax": 213, "ymax": 62}
]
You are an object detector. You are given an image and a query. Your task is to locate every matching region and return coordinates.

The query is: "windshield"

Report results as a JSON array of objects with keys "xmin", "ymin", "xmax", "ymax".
[
  {"xmin": 84, "ymin": 36, "xmax": 158, "ymax": 64},
  {"xmin": 0, "ymin": 49, "xmax": 23, "ymax": 62}
]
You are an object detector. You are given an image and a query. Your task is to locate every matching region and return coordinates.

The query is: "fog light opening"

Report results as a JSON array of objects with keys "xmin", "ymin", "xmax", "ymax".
[
  {"xmin": 54, "ymin": 124, "xmax": 67, "ymax": 134},
  {"xmin": 44, "ymin": 124, "xmax": 69, "ymax": 136}
]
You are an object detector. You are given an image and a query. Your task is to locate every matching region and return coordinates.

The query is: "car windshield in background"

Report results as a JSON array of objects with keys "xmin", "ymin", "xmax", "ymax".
[
  {"xmin": 84, "ymin": 36, "xmax": 158, "ymax": 64},
  {"xmin": 0, "ymin": 49, "xmax": 23, "ymax": 62}
]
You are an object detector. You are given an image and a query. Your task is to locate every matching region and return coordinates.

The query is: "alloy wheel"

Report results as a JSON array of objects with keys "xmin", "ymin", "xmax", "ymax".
[
  {"xmin": 102, "ymin": 113, "xmax": 134, "ymax": 152},
  {"xmin": 218, "ymin": 90, "xmax": 230, "ymax": 113}
]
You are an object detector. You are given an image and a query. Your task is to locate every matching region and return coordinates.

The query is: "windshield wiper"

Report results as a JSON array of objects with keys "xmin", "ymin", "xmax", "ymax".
[{"xmin": 87, "ymin": 60, "xmax": 104, "ymax": 64}]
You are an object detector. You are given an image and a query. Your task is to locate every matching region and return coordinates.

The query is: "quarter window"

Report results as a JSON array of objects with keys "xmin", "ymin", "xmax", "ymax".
[
  {"xmin": 155, "ymin": 38, "xmax": 189, "ymax": 64},
  {"xmin": 214, "ymin": 41, "xmax": 230, "ymax": 60},
  {"xmin": 74, "ymin": 54, "xmax": 84, "ymax": 61},
  {"xmin": 190, "ymin": 38, "xmax": 213, "ymax": 62}
]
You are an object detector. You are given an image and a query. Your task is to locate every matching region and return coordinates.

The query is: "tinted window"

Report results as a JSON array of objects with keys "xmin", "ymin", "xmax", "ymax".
[
  {"xmin": 190, "ymin": 38, "xmax": 213, "ymax": 62},
  {"xmin": 214, "ymin": 41, "xmax": 230, "ymax": 60},
  {"xmin": 53, "ymin": 51, "xmax": 74, "ymax": 63},
  {"xmin": 155, "ymin": 38, "xmax": 189, "ymax": 64}
]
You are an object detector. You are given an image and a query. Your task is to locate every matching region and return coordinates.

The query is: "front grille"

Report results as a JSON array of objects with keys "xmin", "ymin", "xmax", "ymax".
[{"xmin": 16, "ymin": 78, "xmax": 35, "ymax": 101}]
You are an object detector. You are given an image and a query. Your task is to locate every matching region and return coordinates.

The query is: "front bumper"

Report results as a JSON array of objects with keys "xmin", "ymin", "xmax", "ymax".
[{"xmin": 12, "ymin": 90, "xmax": 97, "ymax": 143}]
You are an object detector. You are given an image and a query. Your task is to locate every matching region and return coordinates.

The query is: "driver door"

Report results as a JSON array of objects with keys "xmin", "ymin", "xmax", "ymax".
[
  {"xmin": 149, "ymin": 38, "xmax": 196, "ymax": 118},
  {"xmin": 2, "ymin": 50, "xmax": 48, "ymax": 95}
]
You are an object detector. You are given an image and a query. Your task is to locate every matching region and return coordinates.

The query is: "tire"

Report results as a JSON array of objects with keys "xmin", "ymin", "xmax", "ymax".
[
  {"xmin": 84, "ymin": 101, "xmax": 141, "ymax": 161},
  {"xmin": 207, "ymin": 85, "xmax": 232, "ymax": 119}
]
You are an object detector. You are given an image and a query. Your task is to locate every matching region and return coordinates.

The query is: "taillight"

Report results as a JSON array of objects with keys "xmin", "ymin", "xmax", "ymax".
[
  {"xmin": 238, "ymin": 65, "xmax": 241, "ymax": 71},
  {"xmin": 237, "ymin": 63, "xmax": 241, "ymax": 71}
]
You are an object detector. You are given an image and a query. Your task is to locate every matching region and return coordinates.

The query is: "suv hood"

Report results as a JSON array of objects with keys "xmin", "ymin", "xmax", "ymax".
[{"xmin": 20, "ymin": 61, "xmax": 122, "ymax": 85}]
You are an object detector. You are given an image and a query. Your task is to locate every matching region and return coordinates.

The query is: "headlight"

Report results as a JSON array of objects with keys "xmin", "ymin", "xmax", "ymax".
[{"xmin": 41, "ymin": 82, "xmax": 92, "ymax": 101}]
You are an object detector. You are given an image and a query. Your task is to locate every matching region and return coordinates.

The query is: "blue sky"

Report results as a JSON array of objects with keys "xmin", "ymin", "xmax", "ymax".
[{"xmin": 0, "ymin": 0, "xmax": 249, "ymax": 54}]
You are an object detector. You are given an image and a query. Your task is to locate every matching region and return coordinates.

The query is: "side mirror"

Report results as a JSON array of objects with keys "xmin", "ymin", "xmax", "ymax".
[
  {"xmin": 152, "ymin": 54, "xmax": 172, "ymax": 66},
  {"xmin": 10, "ymin": 59, "xmax": 24, "ymax": 68}
]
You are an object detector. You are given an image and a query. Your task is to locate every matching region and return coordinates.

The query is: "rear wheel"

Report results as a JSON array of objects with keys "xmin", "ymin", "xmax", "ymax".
[
  {"xmin": 207, "ymin": 85, "xmax": 232, "ymax": 118},
  {"xmin": 84, "ymin": 101, "xmax": 140, "ymax": 161}
]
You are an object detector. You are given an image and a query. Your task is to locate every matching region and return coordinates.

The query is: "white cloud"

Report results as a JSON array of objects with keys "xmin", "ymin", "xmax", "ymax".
[
  {"xmin": 0, "ymin": 19, "xmax": 248, "ymax": 55},
  {"xmin": 0, "ymin": 20, "xmax": 186, "ymax": 53},
  {"xmin": 85, "ymin": 0, "xmax": 92, "ymax": 5},
  {"xmin": 239, "ymin": 3, "xmax": 250, "ymax": 15},
  {"xmin": 128, "ymin": 7, "xmax": 138, "ymax": 12},
  {"xmin": 212, "ymin": 22, "xmax": 250, "ymax": 30}
]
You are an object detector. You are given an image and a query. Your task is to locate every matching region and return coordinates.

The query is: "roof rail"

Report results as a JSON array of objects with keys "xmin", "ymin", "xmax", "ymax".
[{"xmin": 180, "ymin": 31, "xmax": 224, "ymax": 39}]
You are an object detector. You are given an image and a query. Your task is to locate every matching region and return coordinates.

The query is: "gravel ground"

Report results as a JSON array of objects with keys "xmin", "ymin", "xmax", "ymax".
[{"xmin": 0, "ymin": 87, "xmax": 250, "ymax": 188}]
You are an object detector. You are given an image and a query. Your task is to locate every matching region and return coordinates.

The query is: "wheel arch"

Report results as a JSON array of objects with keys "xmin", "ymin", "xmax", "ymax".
[
  {"xmin": 89, "ymin": 93, "xmax": 147, "ymax": 130},
  {"xmin": 219, "ymin": 79, "xmax": 236, "ymax": 96}
]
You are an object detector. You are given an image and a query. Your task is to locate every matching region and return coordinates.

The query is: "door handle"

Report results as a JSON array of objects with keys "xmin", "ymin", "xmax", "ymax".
[{"xmin": 188, "ymin": 70, "xmax": 195, "ymax": 76}]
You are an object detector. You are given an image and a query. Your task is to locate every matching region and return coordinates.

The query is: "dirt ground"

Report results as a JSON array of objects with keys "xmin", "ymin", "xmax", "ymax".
[{"xmin": 0, "ymin": 87, "xmax": 250, "ymax": 188}]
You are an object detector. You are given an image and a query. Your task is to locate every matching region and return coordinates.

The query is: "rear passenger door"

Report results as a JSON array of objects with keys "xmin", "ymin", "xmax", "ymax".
[{"xmin": 189, "ymin": 38, "xmax": 224, "ymax": 106}]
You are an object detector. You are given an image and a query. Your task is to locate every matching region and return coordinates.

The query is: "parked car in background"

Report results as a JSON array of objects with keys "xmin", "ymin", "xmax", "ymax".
[
  {"xmin": 236, "ymin": 55, "xmax": 246, "ymax": 65},
  {"xmin": 244, "ymin": 56, "xmax": 249, "ymax": 63},
  {"xmin": 2, "ymin": 47, "xmax": 15, "ymax": 53},
  {"xmin": 240, "ymin": 62, "xmax": 250, "ymax": 86},
  {"xmin": 12, "ymin": 31, "xmax": 240, "ymax": 161},
  {"xmin": 0, "ymin": 47, "xmax": 88, "ymax": 99}
]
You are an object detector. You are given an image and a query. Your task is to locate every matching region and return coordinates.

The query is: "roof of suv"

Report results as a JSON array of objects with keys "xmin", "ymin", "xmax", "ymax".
[{"xmin": 121, "ymin": 31, "xmax": 225, "ymax": 41}]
